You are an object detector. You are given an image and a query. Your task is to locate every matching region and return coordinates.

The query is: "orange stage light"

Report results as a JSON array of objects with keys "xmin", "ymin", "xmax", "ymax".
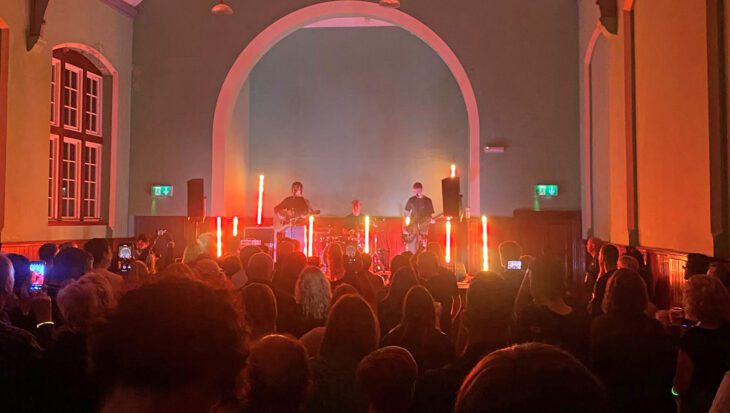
[
  {"xmin": 482, "ymin": 215, "xmax": 489, "ymax": 271},
  {"xmin": 364, "ymin": 215, "xmax": 371, "ymax": 254},
  {"xmin": 257, "ymin": 174, "xmax": 264, "ymax": 225},
  {"xmin": 216, "ymin": 216, "xmax": 223, "ymax": 258},
  {"xmin": 232, "ymin": 216, "xmax": 239, "ymax": 237},
  {"xmin": 445, "ymin": 217, "xmax": 452, "ymax": 264},
  {"xmin": 308, "ymin": 215, "xmax": 314, "ymax": 257},
  {"xmin": 450, "ymin": 163, "xmax": 456, "ymax": 178},
  {"xmin": 405, "ymin": 216, "xmax": 411, "ymax": 227}
]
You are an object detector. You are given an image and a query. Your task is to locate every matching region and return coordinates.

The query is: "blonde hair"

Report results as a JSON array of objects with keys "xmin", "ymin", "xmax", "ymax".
[
  {"xmin": 57, "ymin": 278, "xmax": 106, "ymax": 332},
  {"xmin": 295, "ymin": 266, "xmax": 332, "ymax": 320},
  {"xmin": 683, "ymin": 275, "xmax": 729, "ymax": 324}
]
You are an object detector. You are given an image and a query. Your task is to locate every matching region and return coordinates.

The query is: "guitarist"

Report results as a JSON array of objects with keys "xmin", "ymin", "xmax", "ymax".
[
  {"xmin": 404, "ymin": 182, "xmax": 435, "ymax": 252},
  {"xmin": 274, "ymin": 181, "xmax": 315, "ymax": 245}
]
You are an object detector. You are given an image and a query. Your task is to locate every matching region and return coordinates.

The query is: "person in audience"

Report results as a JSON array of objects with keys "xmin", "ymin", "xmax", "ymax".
[
  {"xmin": 590, "ymin": 269, "xmax": 675, "ymax": 413},
  {"xmin": 512, "ymin": 256, "xmax": 590, "ymax": 361},
  {"xmin": 59, "ymin": 241, "xmax": 79, "ymax": 250},
  {"xmin": 182, "ymin": 242, "xmax": 203, "ymax": 264},
  {"xmin": 584, "ymin": 237, "xmax": 603, "ymax": 296},
  {"xmin": 276, "ymin": 239, "xmax": 295, "ymax": 265},
  {"xmin": 231, "ymin": 245, "xmax": 261, "ymax": 289},
  {"xmin": 412, "ymin": 271, "xmax": 513, "ymax": 413},
  {"xmin": 708, "ymin": 262, "xmax": 730, "ymax": 289},
  {"xmin": 273, "ymin": 251, "xmax": 307, "ymax": 297},
  {"xmin": 674, "ymin": 275, "xmax": 730, "ymax": 413},
  {"xmin": 38, "ymin": 243, "xmax": 59, "ymax": 269},
  {"xmin": 335, "ymin": 251, "xmax": 377, "ymax": 310},
  {"xmin": 710, "ymin": 372, "xmax": 730, "ymax": 412},
  {"xmin": 389, "ymin": 254, "xmax": 411, "ymax": 276},
  {"xmin": 239, "ymin": 283, "xmax": 278, "ymax": 341},
  {"xmin": 294, "ymin": 266, "xmax": 332, "ymax": 336},
  {"xmin": 91, "ymin": 276, "xmax": 246, "ymax": 413},
  {"xmin": 333, "ymin": 283, "xmax": 360, "ymax": 302},
  {"xmin": 618, "ymin": 255, "xmax": 639, "ymax": 271},
  {"xmin": 361, "ymin": 252, "xmax": 385, "ymax": 295},
  {"xmin": 84, "ymin": 238, "xmax": 125, "ymax": 297},
  {"xmin": 308, "ymin": 295, "xmax": 379, "ymax": 413},
  {"xmin": 357, "ymin": 346, "xmax": 418, "ymax": 413},
  {"xmin": 455, "ymin": 343, "xmax": 607, "ymax": 413},
  {"xmin": 378, "ymin": 267, "xmax": 419, "ymax": 336},
  {"xmin": 243, "ymin": 334, "xmax": 311, "ymax": 413},
  {"xmin": 499, "ymin": 240, "xmax": 525, "ymax": 297},
  {"xmin": 4, "ymin": 254, "xmax": 35, "ymax": 332},
  {"xmin": 325, "ymin": 243, "xmax": 346, "ymax": 283},
  {"xmin": 619, "ymin": 251, "xmax": 654, "ymax": 299},
  {"xmin": 589, "ymin": 243, "xmax": 619, "ymax": 318},
  {"xmin": 417, "ymin": 251, "xmax": 458, "ymax": 337},
  {"xmin": 46, "ymin": 247, "xmax": 93, "ymax": 305},
  {"xmin": 194, "ymin": 258, "xmax": 232, "ymax": 290},
  {"xmin": 219, "ymin": 254, "xmax": 241, "ymax": 279},
  {"xmin": 246, "ymin": 252, "xmax": 299, "ymax": 335},
  {"xmin": 157, "ymin": 262, "xmax": 197, "ymax": 280},
  {"xmin": 381, "ymin": 285, "xmax": 454, "ymax": 372}
]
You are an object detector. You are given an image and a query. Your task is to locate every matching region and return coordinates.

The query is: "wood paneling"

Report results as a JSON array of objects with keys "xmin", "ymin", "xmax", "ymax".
[{"xmin": 0, "ymin": 237, "xmax": 132, "ymax": 260}]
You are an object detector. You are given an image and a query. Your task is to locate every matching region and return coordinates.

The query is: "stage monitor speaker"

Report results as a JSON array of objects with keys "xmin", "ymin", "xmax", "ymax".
[
  {"xmin": 187, "ymin": 179, "xmax": 205, "ymax": 220},
  {"xmin": 243, "ymin": 227, "xmax": 277, "ymax": 256},
  {"xmin": 441, "ymin": 177, "xmax": 461, "ymax": 218}
]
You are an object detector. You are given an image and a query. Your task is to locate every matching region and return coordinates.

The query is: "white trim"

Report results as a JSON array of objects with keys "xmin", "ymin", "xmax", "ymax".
[
  {"xmin": 60, "ymin": 137, "xmax": 82, "ymax": 220},
  {"xmin": 50, "ymin": 59, "xmax": 61, "ymax": 126},
  {"xmin": 62, "ymin": 63, "xmax": 83, "ymax": 132},
  {"xmin": 83, "ymin": 142, "xmax": 102, "ymax": 219},
  {"xmin": 48, "ymin": 135, "xmax": 59, "ymax": 219},
  {"xmin": 84, "ymin": 72, "xmax": 103, "ymax": 136}
]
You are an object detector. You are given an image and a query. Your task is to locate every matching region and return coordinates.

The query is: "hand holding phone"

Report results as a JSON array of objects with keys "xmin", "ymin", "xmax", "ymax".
[
  {"xmin": 507, "ymin": 260, "xmax": 523, "ymax": 270},
  {"xmin": 28, "ymin": 261, "xmax": 46, "ymax": 294},
  {"xmin": 118, "ymin": 243, "xmax": 134, "ymax": 273}
]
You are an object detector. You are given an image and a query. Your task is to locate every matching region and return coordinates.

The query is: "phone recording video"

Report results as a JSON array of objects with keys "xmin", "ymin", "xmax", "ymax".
[
  {"xmin": 118, "ymin": 243, "xmax": 134, "ymax": 273},
  {"xmin": 507, "ymin": 260, "xmax": 523, "ymax": 270},
  {"xmin": 28, "ymin": 261, "xmax": 46, "ymax": 293}
]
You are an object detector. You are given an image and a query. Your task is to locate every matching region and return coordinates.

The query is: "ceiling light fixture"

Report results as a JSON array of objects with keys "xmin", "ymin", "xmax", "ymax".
[
  {"xmin": 211, "ymin": 0, "xmax": 234, "ymax": 15},
  {"xmin": 379, "ymin": 0, "xmax": 401, "ymax": 8}
]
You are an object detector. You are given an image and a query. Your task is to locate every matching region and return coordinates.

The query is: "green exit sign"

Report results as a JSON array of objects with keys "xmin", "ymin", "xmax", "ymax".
[
  {"xmin": 151, "ymin": 185, "xmax": 174, "ymax": 198},
  {"xmin": 535, "ymin": 184, "xmax": 559, "ymax": 197}
]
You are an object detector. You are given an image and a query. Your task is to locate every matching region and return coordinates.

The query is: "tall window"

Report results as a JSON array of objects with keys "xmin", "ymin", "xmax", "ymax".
[{"xmin": 49, "ymin": 50, "xmax": 104, "ymax": 222}]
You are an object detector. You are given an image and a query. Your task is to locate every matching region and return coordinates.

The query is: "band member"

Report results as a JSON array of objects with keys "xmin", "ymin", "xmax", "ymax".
[
  {"xmin": 343, "ymin": 199, "xmax": 362, "ymax": 232},
  {"xmin": 404, "ymin": 182, "xmax": 435, "ymax": 252},
  {"xmin": 274, "ymin": 181, "xmax": 314, "ymax": 246}
]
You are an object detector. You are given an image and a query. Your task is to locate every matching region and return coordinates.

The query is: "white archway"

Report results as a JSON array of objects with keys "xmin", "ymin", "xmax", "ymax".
[{"xmin": 212, "ymin": 1, "xmax": 481, "ymax": 216}]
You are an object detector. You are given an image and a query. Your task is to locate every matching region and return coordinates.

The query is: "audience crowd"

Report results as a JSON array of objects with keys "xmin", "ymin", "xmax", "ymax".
[{"xmin": 1, "ymin": 232, "xmax": 729, "ymax": 413}]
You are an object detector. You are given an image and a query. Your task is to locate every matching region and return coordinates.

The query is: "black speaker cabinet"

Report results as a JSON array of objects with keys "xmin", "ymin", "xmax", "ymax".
[
  {"xmin": 441, "ymin": 177, "xmax": 461, "ymax": 218},
  {"xmin": 187, "ymin": 179, "xmax": 205, "ymax": 220}
]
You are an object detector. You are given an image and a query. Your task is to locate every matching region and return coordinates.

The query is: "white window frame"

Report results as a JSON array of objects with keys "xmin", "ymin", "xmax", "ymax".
[
  {"xmin": 83, "ymin": 142, "xmax": 102, "ymax": 220},
  {"xmin": 48, "ymin": 135, "xmax": 59, "ymax": 219},
  {"xmin": 62, "ymin": 63, "xmax": 83, "ymax": 132},
  {"xmin": 60, "ymin": 137, "xmax": 82, "ymax": 220},
  {"xmin": 84, "ymin": 72, "xmax": 102, "ymax": 136},
  {"xmin": 50, "ymin": 59, "xmax": 61, "ymax": 126}
]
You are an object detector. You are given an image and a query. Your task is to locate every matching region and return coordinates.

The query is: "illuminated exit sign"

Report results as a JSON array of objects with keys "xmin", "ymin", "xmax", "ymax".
[
  {"xmin": 151, "ymin": 185, "xmax": 174, "ymax": 198},
  {"xmin": 535, "ymin": 184, "xmax": 559, "ymax": 197}
]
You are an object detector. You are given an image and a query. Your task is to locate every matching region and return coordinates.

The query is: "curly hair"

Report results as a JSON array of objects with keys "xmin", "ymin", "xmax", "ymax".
[
  {"xmin": 295, "ymin": 266, "xmax": 332, "ymax": 321},
  {"xmin": 683, "ymin": 275, "xmax": 729, "ymax": 324}
]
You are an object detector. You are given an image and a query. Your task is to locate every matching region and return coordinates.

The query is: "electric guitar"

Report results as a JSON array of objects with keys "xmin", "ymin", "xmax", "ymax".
[
  {"xmin": 274, "ymin": 208, "xmax": 321, "ymax": 232},
  {"xmin": 402, "ymin": 213, "xmax": 444, "ymax": 243}
]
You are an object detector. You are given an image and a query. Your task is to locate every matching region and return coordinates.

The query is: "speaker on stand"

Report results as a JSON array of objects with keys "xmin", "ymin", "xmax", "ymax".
[{"xmin": 187, "ymin": 179, "xmax": 205, "ymax": 239}]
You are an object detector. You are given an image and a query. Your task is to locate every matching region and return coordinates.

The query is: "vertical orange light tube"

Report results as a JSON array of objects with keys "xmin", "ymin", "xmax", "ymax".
[
  {"xmin": 364, "ymin": 215, "xmax": 371, "ymax": 254},
  {"xmin": 308, "ymin": 215, "xmax": 314, "ymax": 257},
  {"xmin": 450, "ymin": 163, "xmax": 456, "ymax": 178},
  {"xmin": 216, "ymin": 216, "xmax": 223, "ymax": 258},
  {"xmin": 303, "ymin": 225, "xmax": 308, "ymax": 255},
  {"xmin": 257, "ymin": 174, "xmax": 264, "ymax": 225},
  {"xmin": 232, "ymin": 216, "xmax": 239, "ymax": 237},
  {"xmin": 445, "ymin": 217, "xmax": 452, "ymax": 264},
  {"xmin": 482, "ymin": 215, "xmax": 489, "ymax": 271},
  {"xmin": 405, "ymin": 216, "xmax": 411, "ymax": 227}
]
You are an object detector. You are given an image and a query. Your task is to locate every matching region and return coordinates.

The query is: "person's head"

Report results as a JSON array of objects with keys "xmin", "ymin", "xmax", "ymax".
[
  {"xmin": 5, "ymin": 254, "xmax": 30, "ymax": 295},
  {"xmin": 195, "ymin": 259, "xmax": 231, "ymax": 290},
  {"xmin": 361, "ymin": 253, "xmax": 373, "ymax": 272},
  {"xmin": 320, "ymin": 294, "xmax": 379, "ymax": 366},
  {"xmin": 158, "ymin": 262, "xmax": 197, "ymax": 280},
  {"xmin": 38, "ymin": 243, "xmax": 59, "ymax": 266},
  {"xmin": 280, "ymin": 251, "xmax": 307, "ymax": 283},
  {"xmin": 91, "ymin": 277, "xmax": 246, "ymax": 410},
  {"xmin": 426, "ymin": 242, "xmax": 444, "ymax": 264},
  {"xmin": 182, "ymin": 243, "xmax": 203, "ymax": 264},
  {"xmin": 499, "ymin": 241, "xmax": 522, "ymax": 269},
  {"xmin": 0, "ymin": 254, "xmax": 15, "ymax": 310},
  {"xmin": 220, "ymin": 254, "xmax": 242, "ymax": 278},
  {"xmin": 48, "ymin": 247, "xmax": 93, "ymax": 286},
  {"xmin": 247, "ymin": 252, "xmax": 275, "ymax": 282},
  {"xmin": 602, "ymin": 269, "xmax": 648, "ymax": 316},
  {"xmin": 412, "ymin": 182, "xmax": 423, "ymax": 197},
  {"xmin": 276, "ymin": 240, "xmax": 294, "ymax": 262},
  {"xmin": 291, "ymin": 181, "xmax": 303, "ymax": 196},
  {"xmin": 529, "ymin": 256, "xmax": 566, "ymax": 303},
  {"xmin": 239, "ymin": 283, "xmax": 278, "ymax": 341},
  {"xmin": 244, "ymin": 335, "xmax": 311, "ymax": 412},
  {"xmin": 197, "ymin": 232, "xmax": 217, "ymax": 257},
  {"xmin": 385, "ymin": 267, "xmax": 419, "ymax": 307},
  {"xmin": 295, "ymin": 266, "xmax": 332, "ymax": 321},
  {"xmin": 344, "ymin": 250, "xmax": 364, "ymax": 274},
  {"xmin": 463, "ymin": 272, "xmax": 513, "ymax": 341},
  {"xmin": 352, "ymin": 200, "xmax": 361, "ymax": 216},
  {"xmin": 390, "ymin": 255, "xmax": 411, "ymax": 274},
  {"xmin": 239, "ymin": 245, "xmax": 262, "ymax": 271},
  {"xmin": 520, "ymin": 255, "xmax": 535, "ymax": 270},
  {"xmin": 402, "ymin": 285, "xmax": 436, "ymax": 329},
  {"xmin": 708, "ymin": 262, "xmax": 730, "ymax": 289},
  {"xmin": 135, "ymin": 234, "xmax": 150, "ymax": 251},
  {"xmin": 332, "ymin": 284, "xmax": 359, "ymax": 303},
  {"xmin": 586, "ymin": 237, "xmax": 603, "ymax": 258},
  {"xmin": 325, "ymin": 243, "xmax": 345, "ymax": 279},
  {"xmin": 416, "ymin": 251, "xmax": 438, "ymax": 279},
  {"xmin": 59, "ymin": 241, "xmax": 78, "ymax": 250},
  {"xmin": 57, "ymin": 278, "xmax": 106, "ymax": 332},
  {"xmin": 357, "ymin": 346, "xmax": 418, "ymax": 413},
  {"xmin": 598, "ymin": 244, "xmax": 619, "ymax": 273},
  {"xmin": 683, "ymin": 274, "xmax": 729, "ymax": 325},
  {"xmin": 84, "ymin": 238, "xmax": 112, "ymax": 269},
  {"xmin": 617, "ymin": 255, "xmax": 640, "ymax": 272},
  {"xmin": 78, "ymin": 272, "xmax": 117, "ymax": 314},
  {"xmin": 455, "ymin": 343, "xmax": 606, "ymax": 413}
]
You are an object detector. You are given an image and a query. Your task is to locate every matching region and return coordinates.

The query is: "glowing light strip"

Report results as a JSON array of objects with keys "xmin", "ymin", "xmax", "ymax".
[
  {"xmin": 216, "ymin": 217, "xmax": 223, "ymax": 258},
  {"xmin": 364, "ymin": 215, "xmax": 370, "ymax": 254},
  {"xmin": 257, "ymin": 174, "xmax": 264, "ymax": 225},
  {"xmin": 405, "ymin": 216, "xmax": 411, "ymax": 227},
  {"xmin": 450, "ymin": 163, "xmax": 456, "ymax": 178},
  {"xmin": 308, "ymin": 215, "xmax": 314, "ymax": 257},
  {"xmin": 303, "ymin": 225, "xmax": 308, "ymax": 255},
  {"xmin": 482, "ymin": 215, "xmax": 489, "ymax": 271},
  {"xmin": 232, "ymin": 216, "xmax": 239, "ymax": 237},
  {"xmin": 445, "ymin": 217, "xmax": 452, "ymax": 264}
]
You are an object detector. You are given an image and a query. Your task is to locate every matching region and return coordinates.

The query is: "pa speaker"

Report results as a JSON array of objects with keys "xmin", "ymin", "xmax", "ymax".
[
  {"xmin": 187, "ymin": 179, "xmax": 205, "ymax": 221},
  {"xmin": 441, "ymin": 177, "xmax": 461, "ymax": 218}
]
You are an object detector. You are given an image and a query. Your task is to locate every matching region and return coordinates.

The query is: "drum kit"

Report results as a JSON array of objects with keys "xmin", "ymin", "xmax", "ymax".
[{"xmin": 314, "ymin": 217, "xmax": 389, "ymax": 272}]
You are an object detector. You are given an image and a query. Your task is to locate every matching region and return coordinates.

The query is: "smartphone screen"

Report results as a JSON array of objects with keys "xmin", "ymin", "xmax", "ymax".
[
  {"xmin": 118, "ymin": 244, "xmax": 134, "ymax": 273},
  {"xmin": 28, "ymin": 261, "xmax": 46, "ymax": 293},
  {"xmin": 507, "ymin": 260, "xmax": 522, "ymax": 270}
]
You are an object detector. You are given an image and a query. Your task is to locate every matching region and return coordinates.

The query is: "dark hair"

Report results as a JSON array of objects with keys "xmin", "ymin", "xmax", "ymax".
[
  {"xmin": 416, "ymin": 251, "xmax": 438, "ymax": 274},
  {"xmin": 357, "ymin": 346, "xmax": 418, "ymax": 412},
  {"xmin": 390, "ymin": 255, "xmax": 411, "ymax": 274},
  {"xmin": 276, "ymin": 252, "xmax": 308, "ymax": 295},
  {"xmin": 83, "ymin": 238, "xmax": 111, "ymax": 268},
  {"xmin": 291, "ymin": 181, "xmax": 303, "ymax": 191},
  {"xmin": 332, "ymin": 284, "xmax": 359, "ymax": 303},
  {"xmin": 709, "ymin": 262, "xmax": 730, "ymax": 289},
  {"xmin": 220, "ymin": 254, "xmax": 242, "ymax": 278},
  {"xmin": 91, "ymin": 276, "xmax": 246, "ymax": 399},
  {"xmin": 399, "ymin": 286, "xmax": 437, "ymax": 350},
  {"xmin": 361, "ymin": 253, "xmax": 373, "ymax": 271},
  {"xmin": 529, "ymin": 256, "xmax": 566, "ymax": 300},
  {"xmin": 244, "ymin": 335, "xmax": 310, "ymax": 411},
  {"xmin": 136, "ymin": 234, "xmax": 149, "ymax": 243},
  {"xmin": 599, "ymin": 244, "xmax": 620, "ymax": 267},
  {"xmin": 320, "ymin": 295, "xmax": 379, "ymax": 366},
  {"xmin": 48, "ymin": 248, "xmax": 93, "ymax": 285},
  {"xmin": 383, "ymin": 267, "xmax": 419, "ymax": 312},
  {"xmin": 603, "ymin": 269, "xmax": 648, "ymax": 316},
  {"xmin": 499, "ymin": 241, "xmax": 522, "ymax": 264},
  {"xmin": 38, "ymin": 243, "xmax": 59, "ymax": 264},
  {"xmin": 240, "ymin": 283, "xmax": 278, "ymax": 341},
  {"xmin": 465, "ymin": 271, "xmax": 513, "ymax": 329},
  {"xmin": 412, "ymin": 182, "xmax": 423, "ymax": 189},
  {"xmin": 239, "ymin": 245, "xmax": 262, "ymax": 269},
  {"xmin": 456, "ymin": 343, "xmax": 607, "ymax": 413},
  {"xmin": 5, "ymin": 254, "xmax": 30, "ymax": 294}
]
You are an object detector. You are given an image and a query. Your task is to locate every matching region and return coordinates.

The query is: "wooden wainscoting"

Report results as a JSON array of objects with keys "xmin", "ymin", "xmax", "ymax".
[
  {"xmin": 0, "ymin": 238, "xmax": 132, "ymax": 260},
  {"xmin": 637, "ymin": 246, "xmax": 688, "ymax": 310}
]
